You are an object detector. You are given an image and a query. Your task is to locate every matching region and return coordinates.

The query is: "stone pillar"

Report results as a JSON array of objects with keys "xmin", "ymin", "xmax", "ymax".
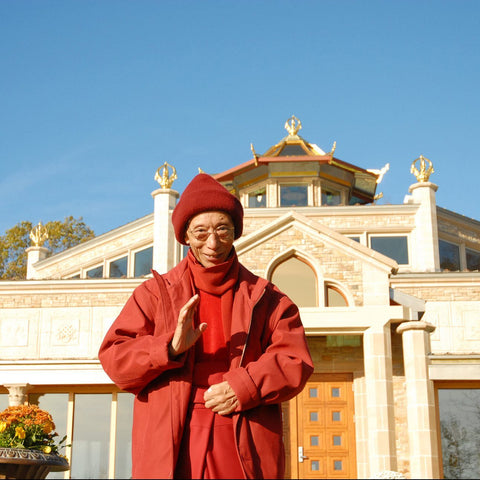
[
  {"xmin": 396, "ymin": 321, "xmax": 439, "ymax": 479},
  {"xmin": 151, "ymin": 187, "xmax": 179, "ymax": 274},
  {"xmin": 409, "ymin": 182, "xmax": 440, "ymax": 272},
  {"xmin": 25, "ymin": 246, "xmax": 49, "ymax": 279},
  {"xmin": 363, "ymin": 324, "xmax": 397, "ymax": 475},
  {"xmin": 4, "ymin": 384, "xmax": 32, "ymax": 406}
]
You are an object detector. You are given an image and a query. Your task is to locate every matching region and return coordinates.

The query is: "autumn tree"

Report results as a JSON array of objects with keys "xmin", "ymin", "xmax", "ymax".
[{"xmin": 0, "ymin": 216, "xmax": 95, "ymax": 279}]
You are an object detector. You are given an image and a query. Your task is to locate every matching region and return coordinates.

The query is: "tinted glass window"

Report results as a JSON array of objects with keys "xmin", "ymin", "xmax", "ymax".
[
  {"xmin": 439, "ymin": 240, "xmax": 460, "ymax": 271},
  {"xmin": 109, "ymin": 256, "xmax": 128, "ymax": 278},
  {"xmin": 322, "ymin": 188, "xmax": 341, "ymax": 206},
  {"xmin": 134, "ymin": 247, "xmax": 153, "ymax": 277},
  {"xmin": 86, "ymin": 265, "xmax": 103, "ymax": 278},
  {"xmin": 248, "ymin": 188, "xmax": 266, "ymax": 208},
  {"xmin": 370, "ymin": 236, "xmax": 409, "ymax": 265},
  {"xmin": 466, "ymin": 249, "xmax": 480, "ymax": 271},
  {"xmin": 438, "ymin": 388, "xmax": 480, "ymax": 478},
  {"xmin": 280, "ymin": 185, "xmax": 308, "ymax": 207}
]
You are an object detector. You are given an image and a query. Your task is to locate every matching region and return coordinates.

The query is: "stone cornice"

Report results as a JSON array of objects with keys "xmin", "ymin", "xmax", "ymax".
[{"xmin": 0, "ymin": 278, "xmax": 145, "ymax": 295}]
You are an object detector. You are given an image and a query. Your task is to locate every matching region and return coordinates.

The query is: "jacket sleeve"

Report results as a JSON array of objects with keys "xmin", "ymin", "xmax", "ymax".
[
  {"xmin": 98, "ymin": 280, "xmax": 184, "ymax": 395},
  {"xmin": 224, "ymin": 289, "xmax": 314, "ymax": 411}
]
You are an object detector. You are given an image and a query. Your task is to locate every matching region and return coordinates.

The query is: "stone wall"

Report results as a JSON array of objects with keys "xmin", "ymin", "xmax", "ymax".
[{"xmin": 238, "ymin": 226, "xmax": 365, "ymax": 305}]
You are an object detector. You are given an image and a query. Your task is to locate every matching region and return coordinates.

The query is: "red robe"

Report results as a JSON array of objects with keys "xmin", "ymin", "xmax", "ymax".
[{"xmin": 98, "ymin": 252, "xmax": 313, "ymax": 479}]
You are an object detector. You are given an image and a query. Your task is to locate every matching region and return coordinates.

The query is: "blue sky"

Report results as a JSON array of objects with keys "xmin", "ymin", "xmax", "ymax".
[{"xmin": 1, "ymin": 0, "xmax": 479, "ymax": 237}]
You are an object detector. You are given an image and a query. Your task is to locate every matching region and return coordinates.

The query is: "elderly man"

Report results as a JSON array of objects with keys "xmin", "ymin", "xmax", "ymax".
[{"xmin": 99, "ymin": 173, "xmax": 313, "ymax": 479}]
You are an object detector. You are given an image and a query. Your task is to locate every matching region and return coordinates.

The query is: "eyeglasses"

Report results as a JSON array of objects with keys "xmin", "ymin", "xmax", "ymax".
[{"xmin": 187, "ymin": 226, "xmax": 234, "ymax": 242}]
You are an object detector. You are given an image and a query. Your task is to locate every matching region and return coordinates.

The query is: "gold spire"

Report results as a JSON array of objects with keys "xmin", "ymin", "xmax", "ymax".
[
  {"xmin": 410, "ymin": 155, "xmax": 434, "ymax": 182},
  {"xmin": 154, "ymin": 162, "xmax": 177, "ymax": 189},
  {"xmin": 29, "ymin": 221, "xmax": 48, "ymax": 247},
  {"xmin": 284, "ymin": 115, "xmax": 302, "ymax": 136}
]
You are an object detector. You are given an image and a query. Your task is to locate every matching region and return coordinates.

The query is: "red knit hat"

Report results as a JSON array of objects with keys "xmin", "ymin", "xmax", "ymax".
[{"xmin": 172, "ymin": 173, "xmax": 244, "ymax": 245}]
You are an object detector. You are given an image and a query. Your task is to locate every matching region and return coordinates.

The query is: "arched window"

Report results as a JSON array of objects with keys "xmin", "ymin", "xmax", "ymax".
[
  {"xmin": 325, "ymin": 283, "xmax": 349, "ymax": 307},
  {"xmin": 271, "ymin": 256, "xmax": 317, "ymax": 307}
]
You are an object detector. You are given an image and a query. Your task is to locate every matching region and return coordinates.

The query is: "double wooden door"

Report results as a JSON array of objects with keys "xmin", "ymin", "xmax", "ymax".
[{"xmin": 294, "ymin": 373, "xmax": 357, "ymax": 478}]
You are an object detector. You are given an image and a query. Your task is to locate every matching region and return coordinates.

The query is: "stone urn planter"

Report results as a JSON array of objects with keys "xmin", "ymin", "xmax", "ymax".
[{"xmin": 0, "ymin": 447, "xmax": 69, "ymax": 479}]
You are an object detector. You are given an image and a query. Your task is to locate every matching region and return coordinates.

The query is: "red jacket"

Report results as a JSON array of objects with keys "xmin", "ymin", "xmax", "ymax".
[{"xmin": 98, "ymin": 256, "xmax": 313, "ymax": 479}]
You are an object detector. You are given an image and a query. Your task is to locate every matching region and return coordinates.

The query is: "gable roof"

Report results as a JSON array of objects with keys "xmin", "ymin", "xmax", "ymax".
[{"xmin": 235, "ymin": 210, "xmax": 399, "ymax": 274}]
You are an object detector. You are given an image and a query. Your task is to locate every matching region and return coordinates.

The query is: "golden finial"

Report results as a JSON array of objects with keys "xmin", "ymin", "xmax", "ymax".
[
  {"xmin": 198, "ymin": 167, "xmax": 205, "ymax": 174},
  {"xmin": 326, "ymin": 141, "xmax": 337, "ymax": 157},
  {"xmin": 154, "ymin": 162, "xmax": 177, "ymax": 189},
  {"xmin": 29, "ymin": 221, "xmax": 48, "ymax": 247},
  {"xmin": 410, "ymin": 155, "xmax": 434, "ymax": 182},
  {"xmin": 250, "ymin": 143, "xmax": 259, "ymax": 166},
  {"xmin": 284, "ymin": 115, "xmax": 302, "ymax": 136}
]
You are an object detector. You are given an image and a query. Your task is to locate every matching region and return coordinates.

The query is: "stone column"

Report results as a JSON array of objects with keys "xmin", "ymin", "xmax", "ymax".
[
  {"xmin": 363, "ymin": 324, "xmax": 397, "ymax": 475},
  {"xmin": 396, "ymin": 321, "xmax": 439, "ymax": 479},
  {"xmin": 409, "ymin": 182, "xmax": 440, "ymax": 272},
  {"xmin": 4, "ymin": 384, "xmax": 32, "ymax": 406},
  {"xmin": 25, "ymin": 246, "xmax": 49, "ymax": 279},
  {"xmin": 151, "ymin": 187, "xmax": 179, "ymax": 274}
]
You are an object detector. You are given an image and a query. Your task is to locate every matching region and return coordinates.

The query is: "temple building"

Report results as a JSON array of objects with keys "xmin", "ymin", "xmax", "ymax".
[{"xmin": 1, "ymin": 116, "xmax": 480, "ymax": 479}]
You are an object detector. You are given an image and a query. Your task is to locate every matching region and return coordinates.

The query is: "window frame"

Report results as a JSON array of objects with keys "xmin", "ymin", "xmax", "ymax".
[
  {"xmin": 434, "ymin": 380, "xmax": 480, "ymax": 479},
  {"xmin": 25, "ymin": 385, "xmax": 133, "ymax": 480},
  {"xmin": 368, "ymin": 233, "xmax": 410, "ymax": 266}
]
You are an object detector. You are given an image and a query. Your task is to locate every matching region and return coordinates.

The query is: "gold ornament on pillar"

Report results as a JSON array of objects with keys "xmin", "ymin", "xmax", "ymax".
[
  {"xmin": 29, "ymin": 222, "xmax": 48, "ymax": 247},
  {"xmin": 410, "ymin": 155, "xmax": 434, "ymax": 182},
  {"xmin": 154, "ymin": 162, "xmax": 177, "ymax": 189}
]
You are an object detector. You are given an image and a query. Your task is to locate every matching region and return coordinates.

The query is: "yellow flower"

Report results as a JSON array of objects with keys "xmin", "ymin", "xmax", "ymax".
[
  {"xmin": 42, "ymin": 421, "xmax": 53, "ymax": 434},
  {"xmin": 15, "ymin": 426, "xmax": 26, "ymax": 439},
  {"xmin": 42, "ymin": 445, "xmax": 52, "ymax": 454},
  {"xmin": 0, "ymin": 422, "xmax": 7, "ymax": 433}
]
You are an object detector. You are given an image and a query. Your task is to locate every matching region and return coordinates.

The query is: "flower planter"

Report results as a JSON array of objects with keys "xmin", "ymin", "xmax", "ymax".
[{"xmin": 0, "ymin": 447, "xmax": 69, "ymax": 479}]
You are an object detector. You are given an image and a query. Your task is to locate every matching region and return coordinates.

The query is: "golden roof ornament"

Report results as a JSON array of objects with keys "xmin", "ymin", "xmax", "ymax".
[
  {"xmin": 250, "ymin": 143, "xmax": 259, "ymax": 166},
  {"xmin": 29, "ymin": 221, "xmax": 48, "ymax": 247},
  {"xmin": 410, "ymin": 155, "xmax": 434, "ymax": 182},
  {"xmin": 284, "ymin": 115, "xmax": 302, "ymax": 136},
  {"xmin": 154, "ymin": 162, "xmax": 177, "ymax": 189},
  {"xmin": 326, "ymin": 141, "xmax": 337, "ymax": 158}
]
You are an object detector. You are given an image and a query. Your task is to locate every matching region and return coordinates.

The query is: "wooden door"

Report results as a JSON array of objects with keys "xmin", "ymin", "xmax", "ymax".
[{"xmin": 296, "ymin": 373, "xmax": 357, "ymax": 478}]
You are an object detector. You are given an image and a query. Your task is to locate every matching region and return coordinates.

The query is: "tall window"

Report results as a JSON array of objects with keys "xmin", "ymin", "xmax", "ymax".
[
  {"xmin": 436, "ymin": 384, "xmax": 480, "ymax": 478},
  {"xmin": 439, "ymin": 240, "xmax": 461, "ymax": 271},
  {"xmin": 370, "ymin": 235, "xmax": 409, "ymax": 265},
  {"xmin": 271, "ymin": 256, "xmax": 317, "ymax": 307},
  {"xmin": 28, "ymin": 387, "xmax": 133, "ymax": 479}
]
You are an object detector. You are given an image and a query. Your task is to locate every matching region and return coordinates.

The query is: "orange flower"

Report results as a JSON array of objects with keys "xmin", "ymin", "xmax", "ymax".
[{"xmin": 42, "ymin": 421, "xmax": 54, "ymax": 434}]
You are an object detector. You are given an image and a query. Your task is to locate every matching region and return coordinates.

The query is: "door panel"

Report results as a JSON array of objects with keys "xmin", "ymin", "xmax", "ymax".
[{"xmin": 297, "ymin": 373, "xmax": 357, "ymax": 479}]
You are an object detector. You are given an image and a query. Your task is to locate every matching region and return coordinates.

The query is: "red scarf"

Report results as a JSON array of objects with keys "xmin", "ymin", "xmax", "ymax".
[{"xmin": 187, "ymin": 248, "xmax": 239, "ymax": 386}]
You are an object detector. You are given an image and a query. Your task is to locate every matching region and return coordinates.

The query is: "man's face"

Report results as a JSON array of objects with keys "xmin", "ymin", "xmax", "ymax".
[{"xmin": 185, "ymin": 211, "xmax": 235, "ymax": 268}]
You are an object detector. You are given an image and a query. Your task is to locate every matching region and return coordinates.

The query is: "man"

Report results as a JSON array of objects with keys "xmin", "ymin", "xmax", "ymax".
[{"xmin": 99, "ymin": 173, "xmax": 313, "ymax": 479}]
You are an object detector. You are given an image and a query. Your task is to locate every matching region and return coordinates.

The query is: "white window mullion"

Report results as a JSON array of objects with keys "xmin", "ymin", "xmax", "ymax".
[{"xmin": 109, "ymin": 392, "xmax": 118, "ymax": 479}]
